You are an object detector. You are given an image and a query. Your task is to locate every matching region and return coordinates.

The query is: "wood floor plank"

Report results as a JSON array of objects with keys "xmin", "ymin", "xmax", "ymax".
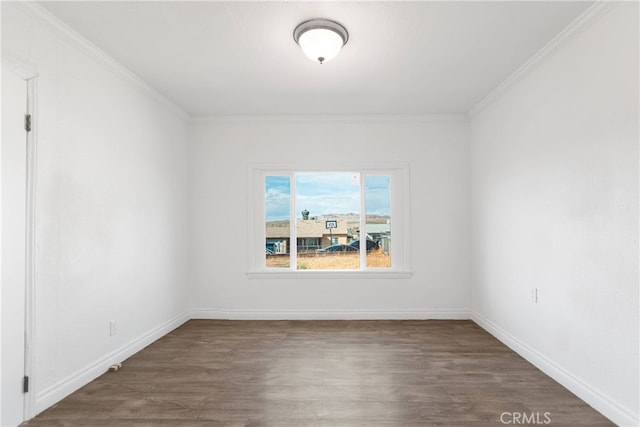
[{"xmin": 21, "ymin": 320, "xmax": 613, "ymax": 426}]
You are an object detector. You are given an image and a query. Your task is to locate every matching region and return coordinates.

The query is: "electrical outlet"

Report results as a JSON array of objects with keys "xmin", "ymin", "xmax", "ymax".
[{"xmin": 109, "ymin": 321, "xmax": 116, "ymax": 336}]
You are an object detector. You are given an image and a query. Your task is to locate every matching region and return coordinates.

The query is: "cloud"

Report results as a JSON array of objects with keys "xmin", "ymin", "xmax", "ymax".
[
  {"xmin": 265, "ymin": 177, "xmax": 290, "ymax": 221},
  {"xmin": 365, "ymin": 176, "xmax": 391, "ymax": 216},
  {"xmin": 265, "ymin": 173, "xmax": 391, "ymax": 221},
  {"xmin": 296, "ymin": 172, "xmax": 359, "ymax": 216}
]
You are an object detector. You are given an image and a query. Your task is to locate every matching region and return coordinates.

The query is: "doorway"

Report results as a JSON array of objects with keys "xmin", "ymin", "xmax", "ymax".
[{"xmin": 1, "ymin": 56, "xmax": 38, "ymax": 425}]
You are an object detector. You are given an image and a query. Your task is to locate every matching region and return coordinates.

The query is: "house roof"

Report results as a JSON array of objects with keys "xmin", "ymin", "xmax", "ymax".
[
  {"xmin": 366, "ymin": 223, "xmax": 391, "ymax": 234},
  {"xmin": 266, "ymin": 218, "xmax": 350, "ymax": 239},
  {"xmin": 265, "ymin": 221, "xmax": 290, "ymax": 239}
]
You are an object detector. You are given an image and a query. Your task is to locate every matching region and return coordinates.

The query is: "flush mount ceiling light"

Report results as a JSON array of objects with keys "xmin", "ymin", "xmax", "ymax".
[{"xmin": 293, "ymin": 18, "xmax": 349, "ymax": 64}]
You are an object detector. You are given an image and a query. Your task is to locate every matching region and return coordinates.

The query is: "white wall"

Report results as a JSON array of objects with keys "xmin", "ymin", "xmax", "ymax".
[
  {"xmin": 189, "ymin": 116, "xmax": 471, "ymax": 318},
  {"xmin": 469, "ymin": 4, "xmax": 638, "ymax": 426},
  {"xmin": 1, "ymin": 3, "xmax": 190, "ymax": 423}
]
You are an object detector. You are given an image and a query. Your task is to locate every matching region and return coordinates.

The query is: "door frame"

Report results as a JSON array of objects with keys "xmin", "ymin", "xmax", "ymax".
[{"xmin": 2, "ymin": 51, "xmax": 39, "ymax": 421}]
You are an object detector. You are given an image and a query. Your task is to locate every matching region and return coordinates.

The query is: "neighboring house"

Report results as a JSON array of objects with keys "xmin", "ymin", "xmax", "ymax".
[
  {"xmin": 265, "ymin": 221, "xmax": 290, "ymax": 254},
  {"xmin": 364, "ymin": 223, "xmax": 391, "ymax": 242},
  {"xmin": 266, "ymin": 217, "xmax": 352, "ymax": 253}
]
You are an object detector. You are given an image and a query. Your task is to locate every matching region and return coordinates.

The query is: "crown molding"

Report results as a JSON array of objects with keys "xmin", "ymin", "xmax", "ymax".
[
  {"xmin": 467, "ymin": 1, "xmax": 618, "ymax": 119},
  {"xmin": 1, "ymin": 51, "xmax": 39, "ymax": 80},
  {"xmin": 11, "ymin": 2, "xmax": 189, "ymax": 121},
  {"xmin": 189, "ymin": 113, "xmax": 468, "ymax": 124}
]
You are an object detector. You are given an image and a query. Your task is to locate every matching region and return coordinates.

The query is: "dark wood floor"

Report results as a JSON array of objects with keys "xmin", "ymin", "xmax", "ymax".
[{"xmin": 22, "ymin": 320, "xmax": 613, "ymax": 426}]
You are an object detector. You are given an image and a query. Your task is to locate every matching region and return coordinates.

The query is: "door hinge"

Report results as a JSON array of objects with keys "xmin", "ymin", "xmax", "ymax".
[
  {"xmin": 23, "ymin": 376, "xmax": 29, "ymax": 393},
  {"xmin": 25, "ymin": 114, "xmax": 32, "ymax": 132}
]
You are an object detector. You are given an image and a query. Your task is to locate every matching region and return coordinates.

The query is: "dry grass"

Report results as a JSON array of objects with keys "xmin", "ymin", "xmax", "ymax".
[
  {"xmin": 266, "ymin": 249, "xmax": 391, "ymax": 270},
  {"xmin": 366, "ymin": 249, "xmax": 392, "ymax": 268}
]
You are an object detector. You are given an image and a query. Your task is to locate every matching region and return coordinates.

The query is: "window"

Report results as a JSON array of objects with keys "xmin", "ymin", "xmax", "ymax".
[{"xmin": 249, "ymin": 163, "xmax": 411, "ymax": 277}]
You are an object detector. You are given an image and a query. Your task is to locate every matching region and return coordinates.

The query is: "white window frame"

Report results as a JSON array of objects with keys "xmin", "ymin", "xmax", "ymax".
[{"xmin": 247, "ymin": 163, "xmax": 412, "ymax": 279}]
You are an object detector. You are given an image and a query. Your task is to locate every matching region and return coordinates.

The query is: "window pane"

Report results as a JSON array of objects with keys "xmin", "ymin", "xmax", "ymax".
[
  {"xmin": 365, "ymin": 175, "xmax": 391, "ymax": 268},
  {"xmin": 296, "ymin": 172, "xmax": 360, "ymax": 270},
  {"xmin": 265, "ymin": 176, "xmax": 290, "ymax": 268}
]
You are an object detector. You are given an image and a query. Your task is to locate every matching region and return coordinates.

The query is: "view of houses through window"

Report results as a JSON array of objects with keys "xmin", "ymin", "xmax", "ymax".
[{"xmin": 265, "ymin": 172, "xmax": 391, "ymax": 270}]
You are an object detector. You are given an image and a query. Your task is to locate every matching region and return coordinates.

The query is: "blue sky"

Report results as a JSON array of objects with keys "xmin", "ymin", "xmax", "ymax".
[
  {"xmin": 265, "ymin": 176, "xmax": 291, "ymax": 221},
  {"xmin": 265, "ymin": 173, "xmax": 390, "ymax": 222}
]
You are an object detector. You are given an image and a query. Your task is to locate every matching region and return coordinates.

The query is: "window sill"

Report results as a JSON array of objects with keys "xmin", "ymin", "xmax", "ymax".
[{"xmin": 246, "ymin": 271, "xmax": 413, "ymax": 280}]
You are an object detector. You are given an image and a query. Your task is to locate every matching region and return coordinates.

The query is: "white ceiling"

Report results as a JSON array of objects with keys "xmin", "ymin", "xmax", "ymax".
[{"xmin": 41, "ymin": 1, "xmax": 593, "ymax": 116}]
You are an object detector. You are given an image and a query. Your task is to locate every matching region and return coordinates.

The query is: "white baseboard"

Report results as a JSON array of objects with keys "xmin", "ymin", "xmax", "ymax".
[
  {"xmin": 471, "ymin": 311, "xmax": 639, "ymax": 427},
  {"xmin": 34, "ymin": 311, "xmax": 190, "ymax": 415},
  {"xmin": 190, "ymin": 308, "xmax": 471, "ymax": 320}
]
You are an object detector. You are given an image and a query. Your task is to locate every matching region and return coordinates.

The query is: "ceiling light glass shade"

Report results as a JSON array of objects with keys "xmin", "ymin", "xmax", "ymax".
[
  {"xmin": 293, "ymin": 19, "xmax": 348, "ymax": 64},
  {"xmin": 298, "ymin": 29, "xmax": 344, "ymax": 64}
]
